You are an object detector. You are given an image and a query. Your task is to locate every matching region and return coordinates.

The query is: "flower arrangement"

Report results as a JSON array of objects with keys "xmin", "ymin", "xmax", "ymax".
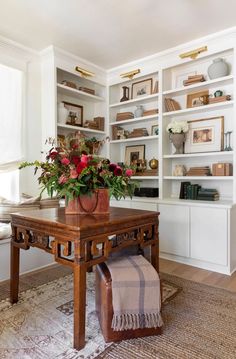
[
  {"xmin": 166, "ymin": 120, "xmax": 189, "ymax": 134},
  {"xmin": 19, "ymin": 133, "xmax": 137, "ymax": 202}
]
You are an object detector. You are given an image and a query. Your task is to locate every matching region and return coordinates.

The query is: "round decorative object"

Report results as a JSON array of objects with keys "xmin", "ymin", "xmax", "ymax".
[
  {"xmin": 149, "ymin": 158, "xmax": 158, "ymax": 170},
  {"xmin": 214, "ymin": 90, "xmax": 223, "ymax": 97},
  {"xmin": 58, "ymin": 102, "xmax": 69, "ymax": 124},
  {"xmin": 65, "ymin": 188, "xmax": 110, "ymax": 215},
  {"xmin": 207, "ymin": 58, "xmax": 229, "ymax": 79},
  {"xmin": 134, "ymin": 105, "xmax": 144, "ymax": 118},
  {"xmin": 169, "ymin": 133, "xmax": 186, "ymax": 154},
  {"xmin": 120, "ymin": 86, "xmax": 129, "ymax": 102}
]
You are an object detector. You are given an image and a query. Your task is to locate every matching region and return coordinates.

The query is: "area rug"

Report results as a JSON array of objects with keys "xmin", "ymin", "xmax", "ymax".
[
  {"xmin": 0, "ymin": 273, "xmax": 179, "ymax": 359},
  {"xmin": 97, "ymin": 273, "xmax": 236, "ymax": 359}
]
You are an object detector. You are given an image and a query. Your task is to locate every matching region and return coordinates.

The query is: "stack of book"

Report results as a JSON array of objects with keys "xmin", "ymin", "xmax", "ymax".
[
  {"xmin": 127, "ymin": 128, "xmax": 149, "ymax": 138},
  {"xmin": 186, "ymin": 166, "xmax": 211, "ymax": 176},
  {"xmin": 197, "ymin": 188, "xmax": 220, "ymax": 201},
  {"xmin": 208, "ymin": 95, "xmax": 231, "ymax": 104},
  {"xmin": 78, "ymin": 86, "xmax": 95, "ymax": 95},
  {"xmin": 116, "ymin": 112, "xmax": 134, "ymax": 121},
  {"xmin": 164, "ymin": 98, "xmax": 181, "ymax": 112},
  {"xmin": 179, "ymin": 182, "xmax": 201, "ymax": 200},
  {"xmin": 143, "ymin": 109, "xmax": 159, "ymax": 116},
  {"xmin": 183, "ymin": 74, "xmax": 205, "ymax": 86}
]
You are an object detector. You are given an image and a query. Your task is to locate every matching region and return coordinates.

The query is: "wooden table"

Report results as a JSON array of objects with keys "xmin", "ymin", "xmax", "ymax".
[{"xmin": 10, "ymin": 207, "xmax": 160, "ymax": 350}]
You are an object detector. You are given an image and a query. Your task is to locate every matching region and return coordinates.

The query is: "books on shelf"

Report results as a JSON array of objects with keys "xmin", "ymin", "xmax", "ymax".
[
  {"xmin": 143, "ymin": 109, "xmax": 159, "ymax": 116},
  {"xmin": 164, "ymin": 98, "xmax": 181, "ymax": 112},
  {"xmin": 183, "ymin": 74, "xmax": 205, "ymax": 86},
  {"xmin": 127, "ymin": 128, "xmax": 149, "ymax": 138},
  {"xmin": 116, "ymin": 112, "xmax": 134, "ymax": 121},
  {"xmin": 186, "ymin": 166, "xmax": 211, "ymax": 176},
  {"xmin": 78, "ymin": 86, "xmax": 95, "ymax": 95},
  {"xmin": 133, "ymin": 169, "xmax": 158, "ymax": 176},
  {"xmin": 212, "ymin": 163, "xmax": 233, "ymax": 176},
  {"xmin": 179, "ymin": 182, "xmax": 219, "ymax": 201},
  {"xmin": 208, "ymin": 95, "xmax": 231, "ymax": 104}
]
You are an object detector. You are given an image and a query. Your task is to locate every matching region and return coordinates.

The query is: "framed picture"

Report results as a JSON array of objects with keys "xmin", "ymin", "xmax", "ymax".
[
  {"xmin": 125, "ymin": 145, "xmax": 145, "ymax": 165},
  {"xmin": 131, "ymin": 78, "xmax": 153, "ymax": 99},
  {"xmin": 184, "ymin": 116, "xmax": 224, "ymax": 154},
  {"xmin": 151, "ymin": 125, "xmax": 159, "ymax": 136},
  {"xmin": 187, "ymin": 90, "xmax": 209, "ymax": 108},
  {"xmin": 63, "ymin": 101, "xmax": 83, "ymax": 127}
]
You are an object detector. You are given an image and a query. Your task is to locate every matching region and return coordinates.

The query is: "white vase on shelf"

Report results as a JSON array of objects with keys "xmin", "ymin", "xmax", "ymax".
[
  {"xmin": 58, "ymin": 102, "xmax": 68, "ymax": 124},
  {"xmin": 207, "ymin": 58, "xmax": 229, "ymax": 79}
]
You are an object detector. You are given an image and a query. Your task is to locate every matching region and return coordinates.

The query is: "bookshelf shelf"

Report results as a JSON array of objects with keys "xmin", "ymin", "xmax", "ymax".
[
  {"xmin": 109, "ymin": 114, "xmax": 158, "ymax": 126},
  {"xmin": 163, "ymin": 151, "xmax": 233, "ymax": 159},
  {"xmin": 57, "ymin": 83, "xmax": 105, "ymax": 102},
  {"xmin": 109, "ymin": 93, "xmax": 159, "ymax": 108},
  {"xmin": 110, "ymin": 135, "xmax": 158, "ymax": 143},
  {"xmin": 163, "ymin": 100, "xmax": 234, "ymax": 117},
  {"xmin": 164, "ymin": 176, "xmax": 233, "ymax": 180},
  {"xmin": 163, "ymin": 75, "xmax": 233, "ymax": 96},
  {"xmin": 57, "ymin": 123, "xmax": 106, "ymax": 135},
  {"xmin": 131, "ymin": 176, "xmax": 159, "ymax": 180}
]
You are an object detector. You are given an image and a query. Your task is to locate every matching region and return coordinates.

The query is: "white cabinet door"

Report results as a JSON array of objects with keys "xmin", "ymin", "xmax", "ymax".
[
  {"xmin": 190, "ymin": 207, "xmax": 228, "ymax": 266},
  {"xmin": 159, "ymin": 204, "xmax": 190, "ymax": 257}
]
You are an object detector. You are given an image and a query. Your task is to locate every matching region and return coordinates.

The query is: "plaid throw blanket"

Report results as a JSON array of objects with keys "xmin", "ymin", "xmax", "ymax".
[{"xmin": 106, "ymin": 255, "xmax": 163, "ymax": 331}]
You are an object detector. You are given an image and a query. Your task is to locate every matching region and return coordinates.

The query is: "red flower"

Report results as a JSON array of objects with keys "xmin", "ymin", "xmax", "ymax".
[
  {"xmin": 114, "ymin": 166, "xmax": 122, "ymax": 176},
  {"xmin": 109, "ymin": 163, "xmax": 117, "ymax": 172},
  {"xmin": 61, "ymin": 157, "xmax": 70, "ymax": 165},
  {"xmin": 71, "ymin": 155, "xmax": 80, "ymax": 166},
  {"xmin": 125, "ymin": 169, "xmax": 133, "ymax": 177},
  {"xmin": 70, "ymin": 169, "xmax": 78, "ymax": 179},
  {"xmin": 49, "ymin": 151, "xmax": 58, "ymax": 160},
  {"xmin": 81, "ymin": 154, "xmax": 89, "ymax": 164},
  {"xmin": 76, "ymin": 162, "xmax": 87, "ymax": 175}
]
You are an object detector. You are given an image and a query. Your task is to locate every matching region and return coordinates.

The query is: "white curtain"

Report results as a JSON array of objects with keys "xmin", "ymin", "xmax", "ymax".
[{"xmin": 0, "ymin": 63, "xmax": 23, "ymax": 170}]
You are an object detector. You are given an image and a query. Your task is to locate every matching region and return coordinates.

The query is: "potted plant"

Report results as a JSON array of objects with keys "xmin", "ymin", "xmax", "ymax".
[
  {"xmin": 19, "ymin": 133, "xmax": 137, "ymax": 215},
  {"xmin": 166, "ymin": 121, "xmax": 189, "ymax": 154}
]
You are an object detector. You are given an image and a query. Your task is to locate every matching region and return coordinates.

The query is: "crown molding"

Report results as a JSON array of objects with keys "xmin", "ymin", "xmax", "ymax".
[{"xmin": 0, "ymin": 35, "xmax": 39, "ymax": 63}]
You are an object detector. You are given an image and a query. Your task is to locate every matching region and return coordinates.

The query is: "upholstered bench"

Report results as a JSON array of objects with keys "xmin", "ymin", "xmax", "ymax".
[{"xmin": 96, "ymin": 261, "xmax": 162, "ymax": 343}]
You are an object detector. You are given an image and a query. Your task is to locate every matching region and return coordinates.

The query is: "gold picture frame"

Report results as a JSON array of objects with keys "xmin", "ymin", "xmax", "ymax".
[
  {"xmin": 131, "ymin": 78, "xmax": 153, "ymax": 99},
  {"xmin": 184, "ymin": 116, "xmax": 224, "ymax": 153},
  {"xmin": 125, "ymin": 145, "xmax": 145, "ymax": 165},
  {"xmin": 186, "ymin": 90, "xmax": 209, "ymax": 108}
]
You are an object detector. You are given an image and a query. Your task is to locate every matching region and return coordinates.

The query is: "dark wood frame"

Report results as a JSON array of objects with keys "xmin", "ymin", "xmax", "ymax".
[
  {"xmin": 63, "ymin": 101, "xmax": 83, "ymax": 127},
  {"xmin": 131, "ymin": 78, "xmax": 153, "ymax": 99},
  {"xmin": 10, "ymin": 207, "xmax": 160, "ymax": 351}
]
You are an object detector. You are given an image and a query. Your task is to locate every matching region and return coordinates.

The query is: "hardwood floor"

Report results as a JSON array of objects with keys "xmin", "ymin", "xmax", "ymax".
[
  {"xmin": 0, "ymin": 258, "xmax": 236, "ymax": 301},
  {"xmin": 160, "ymin": 258, "xmax": 236, "ymax": 292}
]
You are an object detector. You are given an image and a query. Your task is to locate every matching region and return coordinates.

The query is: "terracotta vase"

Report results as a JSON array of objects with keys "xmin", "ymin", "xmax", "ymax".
[
  {"xmin": 65, "ymin": 188, "xmax": 110, "ymax": 215},
  {"xmin": 169, "ymin": 133, "xmax": 186, "ymax": 154}
]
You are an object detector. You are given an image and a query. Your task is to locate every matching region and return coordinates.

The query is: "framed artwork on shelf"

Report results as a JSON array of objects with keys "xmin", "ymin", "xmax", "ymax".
[
  {"xmin": 186, "ymin": 90, "xmax": 209, "ymax": 108},
  {"xmin": 184, "ymin": 116, "xmax": 224, "ymax": 153},
  {"xmin": 125, "ymin": 145, "xmax": 145, "ymax": 165},
  {"xmin": 151, "ymin": 125, "xmax": 159, "ymax": 136},
  {"xmin": 63, "ymin": 101, "xmax": 83, "ymax": 127},
  {"xmin": 131, "ymin": 78, "xmax": 153, "ymax": 99}
]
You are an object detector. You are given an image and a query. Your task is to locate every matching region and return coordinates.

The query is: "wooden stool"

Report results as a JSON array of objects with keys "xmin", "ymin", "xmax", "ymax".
[{"xmin": 95, "ymin": 262, "xmax": 162, "ymax": 343}]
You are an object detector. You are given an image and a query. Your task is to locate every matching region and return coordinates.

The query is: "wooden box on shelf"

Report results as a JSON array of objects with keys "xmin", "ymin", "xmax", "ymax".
[{"xmin": 212, "ymin": 163, "xmax": 233, "ymax": 176}]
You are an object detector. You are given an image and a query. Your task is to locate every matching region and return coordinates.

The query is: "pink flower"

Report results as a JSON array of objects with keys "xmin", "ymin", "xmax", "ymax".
[
  {"xmin": 114, "ymin": 166, "xmax": 122, "ymax": 176},
  {"xmin": 81, "ymin": 154, "xmax": 89, "ymax": 164},
  {"xmin": 125, "ymin": 169, "xmax": 133, "ymax": 177},
  {"xmin": 61, "ymin": 157, "xmax": 70, "ymax": 165},
  {"xmin": 70, "ymin": 169, "xmax": 78, "ymax": 179},
  {"xmin": 58, "ymin": 174, "xmax": 68, "ymax": 184}
]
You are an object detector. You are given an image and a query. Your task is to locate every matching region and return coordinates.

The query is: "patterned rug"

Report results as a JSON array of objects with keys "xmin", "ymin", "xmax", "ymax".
[
  {"xmin": 0, "ymin": 273, "xmax": 179, "ymax": 359},
  {"xmin": 97, "ymin": 273, "xmax": 236, "ymax": 359}
]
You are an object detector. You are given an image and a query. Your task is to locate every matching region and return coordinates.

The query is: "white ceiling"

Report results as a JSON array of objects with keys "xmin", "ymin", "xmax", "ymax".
[{"xmin": 0, "ymin": 0, "xmax": 236, "ymax": 69}]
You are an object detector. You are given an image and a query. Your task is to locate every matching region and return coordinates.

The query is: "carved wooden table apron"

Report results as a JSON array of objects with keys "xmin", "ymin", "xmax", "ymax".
[{"xmin": 10, "ymin": 207, "xmax": 160, "ymax": 350}]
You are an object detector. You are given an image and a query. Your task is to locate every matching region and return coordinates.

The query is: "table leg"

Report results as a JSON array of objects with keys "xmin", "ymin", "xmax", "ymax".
[
  {"xmin": 73, "ymin": 262, "xmax": 87, "ymax": 350},
  {"xmin": 151, "ymin": 225, "xmax": 159, "ymax": 272},
  {"xmin": 10, "ymin": 242, "xmax": 20, "ymax": 304}
]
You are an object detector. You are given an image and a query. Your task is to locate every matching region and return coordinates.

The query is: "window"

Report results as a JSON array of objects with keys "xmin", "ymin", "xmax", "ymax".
[{"xmin": 0, "ymin": 63, "xmax": 23, "ymax": 201}]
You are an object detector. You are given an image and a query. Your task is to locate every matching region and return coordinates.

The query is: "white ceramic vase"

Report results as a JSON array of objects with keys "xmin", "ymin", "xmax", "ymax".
[
  {"xmin": 58, "ymin": 102, "xmax": 68, "ymax": 124},
  {"xmin": 207, "ymin": 58, "xmax": 229, "ymax": 79}
]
